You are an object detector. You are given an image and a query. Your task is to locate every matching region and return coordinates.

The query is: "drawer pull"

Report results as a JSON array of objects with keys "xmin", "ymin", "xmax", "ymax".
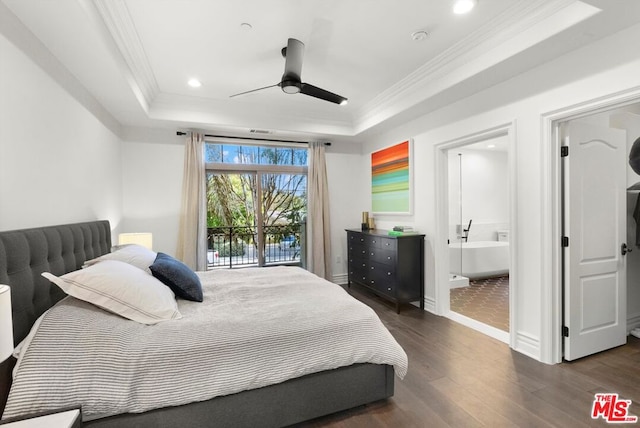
[
  {"xmin": 362, "ymin": 263, "xmax": 366, "ymax": 267},
  {"xmin": 371, "ymin": 252, "xmax": 375, "ymax": 256},
  {"xmin": 387, "ymin": 287, "xmax": 392, "ymax": 291},
  {"xmin": 371, "ymin": 266, "xmax": 375, "ymax": 270},
  {"xmin": 387, "ymin": 272, "xmax": 392, "ymax": 276},
  {"xmin": 372, "ymin": 240, "xmax": 377, "ymax": 244},
  {"xmin": 362, "ymin": 250, "xmax": 366, "ymax": 254},
  {"xmin": 387, "ymin": 256, "xmax": 391, "ymax": 260},
  {"xmin": 371, "ymin": 280, "xmax": 375, "ymax": 284}
]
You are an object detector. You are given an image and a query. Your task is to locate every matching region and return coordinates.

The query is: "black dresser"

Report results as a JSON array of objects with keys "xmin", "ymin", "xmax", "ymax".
[{"xmin": 346, "ymin": 229, "xmax": 424, "ymax": 313}]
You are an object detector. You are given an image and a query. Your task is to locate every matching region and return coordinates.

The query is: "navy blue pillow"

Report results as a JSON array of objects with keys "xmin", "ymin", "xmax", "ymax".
[{"xmin": 150, "ymin": 252, "xmax": 203, "ymax": 302}]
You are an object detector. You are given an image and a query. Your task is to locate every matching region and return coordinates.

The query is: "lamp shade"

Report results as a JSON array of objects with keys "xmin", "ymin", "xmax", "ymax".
[
  {"xmin": 118, "ymin": 233, "xmax": 153, "ymax": 250},
  {"xmin": 0, "ymin": 285, "xmax": 13, "ymax": 362}
]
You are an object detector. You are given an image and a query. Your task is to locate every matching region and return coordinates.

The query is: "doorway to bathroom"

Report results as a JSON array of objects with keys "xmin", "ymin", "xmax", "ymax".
[
  {"xmin": 448, "ymin": 137, "xmax": 511, "ymax": 337},
  {"xmin": 448, "ymin": 138, "xmax": 510, "ymax": 335},
  {"xmin": 435, "ymin": 123, "xmax": 516, "ymax": 345}
]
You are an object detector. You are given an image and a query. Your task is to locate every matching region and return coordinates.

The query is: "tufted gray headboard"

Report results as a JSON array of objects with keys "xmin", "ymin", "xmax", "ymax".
[{"xmin": 0, "ymin": 220, "xmax": 111, "ymax": 345}]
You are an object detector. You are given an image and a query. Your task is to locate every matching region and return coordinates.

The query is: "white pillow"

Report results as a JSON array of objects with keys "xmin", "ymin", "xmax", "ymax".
[
  {"xmin": 42, "ymin": 260, "xmax": 182, "ymax": 325},
  {"xmin": 83, "ymin": 244, "xmax": 157, "ymax": 274}
]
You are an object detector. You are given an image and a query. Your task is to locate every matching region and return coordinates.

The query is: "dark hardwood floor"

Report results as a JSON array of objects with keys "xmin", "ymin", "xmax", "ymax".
[{"xmin": 298, "ymin": 284, "xmax": 640, "ymax": 427}]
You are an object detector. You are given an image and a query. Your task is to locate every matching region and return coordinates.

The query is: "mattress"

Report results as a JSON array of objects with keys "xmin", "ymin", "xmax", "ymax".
[{"xmin": 3, "ymin": 266, "xmax": 407, "ymax": 421}]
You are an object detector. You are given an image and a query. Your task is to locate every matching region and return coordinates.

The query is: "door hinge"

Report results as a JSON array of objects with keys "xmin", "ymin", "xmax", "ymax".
[
  {"xmin": 562, "ymin": 236, "xmax": 569, "ymax": 247},
  {"xmin": 563, "ymin": 326, "xmax": 569, "ymax": 337},
  {"xmin": 561, "ymin": 146, "xmax": 569, "ymax": 157}
]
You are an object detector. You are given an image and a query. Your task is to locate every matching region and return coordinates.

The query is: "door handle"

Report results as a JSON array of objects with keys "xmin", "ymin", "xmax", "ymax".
[{"xmin": 622, "ymin": 243, "xmax": 633, "ymax": 256}]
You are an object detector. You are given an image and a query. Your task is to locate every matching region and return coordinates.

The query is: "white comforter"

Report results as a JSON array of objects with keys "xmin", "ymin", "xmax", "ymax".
[{"xmin": 3, "ymin": 266, "xmax": 407, "ymax": 421}]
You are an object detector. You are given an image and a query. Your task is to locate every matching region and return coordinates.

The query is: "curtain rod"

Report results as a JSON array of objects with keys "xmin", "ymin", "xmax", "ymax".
[{"xmin": 176, "ymin": 131, "xmax": 331, "ymax": 146}]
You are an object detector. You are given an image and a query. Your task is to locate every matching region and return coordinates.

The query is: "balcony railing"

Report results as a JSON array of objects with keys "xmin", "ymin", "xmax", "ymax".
[{"xmin": 207, "ymin": 224, "xmax": 304, "ymax": 269}]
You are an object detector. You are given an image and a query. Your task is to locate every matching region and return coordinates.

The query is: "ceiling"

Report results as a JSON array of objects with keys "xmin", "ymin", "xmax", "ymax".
[{"xmin": 3, "ymin": 0, "xmax": 640, "ymax": 143}]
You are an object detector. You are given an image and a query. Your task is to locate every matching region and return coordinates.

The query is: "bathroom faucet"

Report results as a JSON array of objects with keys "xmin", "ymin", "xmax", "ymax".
[{"xmin": 462, "ymin": 219, "xmax": 472, "ymax": 242}]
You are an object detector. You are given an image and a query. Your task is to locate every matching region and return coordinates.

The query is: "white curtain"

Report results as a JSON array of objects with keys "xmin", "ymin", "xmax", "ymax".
[
  {"xmin": 176, "ymin": 132, "xmax": 207, "ymax": 271},
  {"xmin": 307, "ymin": 141, "xmax": 332, "ymax": 280}
]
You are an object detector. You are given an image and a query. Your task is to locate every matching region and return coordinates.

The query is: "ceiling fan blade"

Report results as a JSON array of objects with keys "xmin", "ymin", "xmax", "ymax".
[
  {"xmin": 282, "ymin": 38, "xmax": 304, "ymax": 80},
  {"xmin": 229, "ymin": 83, "xmax": 279, "ymax": 98},
  {"xmin": 300, "ymin": 83, "xmax": 348, "ymax": 105}
]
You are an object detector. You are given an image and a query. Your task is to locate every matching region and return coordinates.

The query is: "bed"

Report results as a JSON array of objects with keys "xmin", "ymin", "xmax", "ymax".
[{"xmin": 0, "ymin": 220, "xmax": 406, "ymax": 427}]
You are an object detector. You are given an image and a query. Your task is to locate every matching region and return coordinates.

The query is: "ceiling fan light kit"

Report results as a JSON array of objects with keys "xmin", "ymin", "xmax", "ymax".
[
  {"xmin": 231, "ymin": 38, "xmax": 348, "ymax": 105},
  {"xmin": 281, "ymin": 80, "xmax": 301, "ymax": 94}
]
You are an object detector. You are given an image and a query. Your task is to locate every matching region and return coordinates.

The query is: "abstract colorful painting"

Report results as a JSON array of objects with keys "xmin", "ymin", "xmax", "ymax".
[{"xmin": 371, "ymin": 140, "xmax": 412, "ymax": 214}]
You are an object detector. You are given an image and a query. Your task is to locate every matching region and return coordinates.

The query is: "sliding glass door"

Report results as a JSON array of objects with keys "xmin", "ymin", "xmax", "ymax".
[{"xmin": 205, "ymin": 143, "xmax": 308, "ymax": 269}]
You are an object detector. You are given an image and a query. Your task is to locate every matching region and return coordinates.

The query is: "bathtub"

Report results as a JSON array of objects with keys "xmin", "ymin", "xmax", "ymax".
[{"xmin": 449, "ymin": 241, "xmax": 509, "ymax": 279}]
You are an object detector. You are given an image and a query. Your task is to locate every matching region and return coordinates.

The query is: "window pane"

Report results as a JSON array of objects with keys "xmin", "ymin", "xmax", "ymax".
[
  {"xmin": 206, "ymin": 143, "xmax": 308, "ymax": 166},
  {"xmin": 262, "ymin": 173, "xmax": 306, "ymax": 266},
  {"xmin": 205, "ymin": 144, "xmax": 222, "ymax": 163},
  {"xmin": 206, "ymin": 172, "xmax": 258, "ymax": 269},
  {"xmin": 237, "ymin": 145, "xmax": 259, "ymax": 164}
]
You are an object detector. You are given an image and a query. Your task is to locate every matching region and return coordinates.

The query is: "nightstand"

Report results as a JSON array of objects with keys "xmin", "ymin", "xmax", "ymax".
[{"xmin": 0, "ymin": 407, "xmax": 81, "ymax": 427}]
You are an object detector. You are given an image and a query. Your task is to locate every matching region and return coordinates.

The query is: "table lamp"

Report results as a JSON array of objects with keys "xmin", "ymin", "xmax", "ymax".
[
  {"xmin": 0, "ymin": 285, "xmax": 13, "ymax": 362},
  {"xmin": 118, "ymin": 233, "xmax": 153, "ymax": 250}
]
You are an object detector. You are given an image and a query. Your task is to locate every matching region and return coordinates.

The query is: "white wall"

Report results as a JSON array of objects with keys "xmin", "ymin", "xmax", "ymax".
[
  {"xmin": 120, "ymin": 129, "xmax": 184, "ymax": 255},
  {"xmin": 361, "ymin": 23, "xmax": 640, "ymax": 362},
  {"xmin": 325, "ymin": 144, "xmax": 368, "ymax": 283},
  {"xmin": 0, "ymin": 32, "xmax": 122, "ymax": 233},
  {"xmin": 119, "ymin": 133, "xmax": 365, "ymax": 272},
  {"xmin": 447, "ymin": 148, "xmax": 509, "ymax": 242}
]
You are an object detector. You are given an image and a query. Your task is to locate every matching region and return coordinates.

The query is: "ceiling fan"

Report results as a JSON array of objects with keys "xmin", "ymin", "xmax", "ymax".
[{"xmin": 230, "ymin": 38, "xmax": 348, "ymax": 105}]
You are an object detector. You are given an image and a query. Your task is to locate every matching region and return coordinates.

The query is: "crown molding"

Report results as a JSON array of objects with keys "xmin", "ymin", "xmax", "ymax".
[
  {"xmin": 353, "ymin": 0, "xmax": 595, "ymax": 133},
  {"xmin": 149, "ymin": 93, "xmax": 356, "ymax": 137},
  {"xmin": 0, "ymin": 0, "xmax": 123, "ymax": 138},
  {"xmin": 93, "ymin": 0, "xmax": 159, "ymax": 108}
]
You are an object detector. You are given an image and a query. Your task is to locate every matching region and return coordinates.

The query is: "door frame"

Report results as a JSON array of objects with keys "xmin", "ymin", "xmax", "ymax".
[
  {"xmin": 541, "ymin": 87, "xmax": 640, "ymax": 364},
  {"xmin": 434, "ymin": 121, "xmax": 517, "ymax": 346}
]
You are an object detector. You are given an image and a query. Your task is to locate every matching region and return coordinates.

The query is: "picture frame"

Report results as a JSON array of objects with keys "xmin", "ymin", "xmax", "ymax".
[{"xmin": 371, "ymin": 139, "xmax": 413, "ymax": 215}]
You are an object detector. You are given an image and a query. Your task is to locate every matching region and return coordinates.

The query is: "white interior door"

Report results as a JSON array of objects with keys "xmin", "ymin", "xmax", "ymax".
[{"xmin": 563, "ymin": 121, "xmax": 627, "ymax": 361}]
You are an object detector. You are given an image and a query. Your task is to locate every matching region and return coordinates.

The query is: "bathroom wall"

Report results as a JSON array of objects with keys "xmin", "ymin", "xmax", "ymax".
[{"xmin": 447, "ymin": 140, "xmax": 509, "ymax": 243}]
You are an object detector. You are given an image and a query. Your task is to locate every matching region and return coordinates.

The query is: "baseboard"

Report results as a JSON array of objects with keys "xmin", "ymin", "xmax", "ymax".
[
  {"xmin": 423, "ymin": 296, "xmax": 436, "ymax": 313},
  {"xmin": 332, "ymin": 273, "xmax": 348, "ymax": 285},
  {"xmin": 627, "ymin": 312, "xmax": 640, "ymax": 332},
  {"xmin": 514, "ymin": 331, "xmax": 541, "ymax": 362}
]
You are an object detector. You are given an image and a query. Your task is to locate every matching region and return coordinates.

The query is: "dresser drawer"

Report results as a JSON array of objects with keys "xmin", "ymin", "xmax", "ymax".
[
  {"xmin": 348, "ymin": 232, "xmax": 380, "ymax": 248},
  {"xmin": 348, "ymin": 243, "xmax": 369, "ymax": 260},
  {"xmin": 369, "ymin": 248, "xmax": 395, "ymax": 266},
  {"xmin": 369, "ymin": 261, "xmax": 396, "ymax": 283},
  {"xmin": 351, "ymin": 271, "xmax": 369, "ymax": 284},
  {"xmin": 379, "ymin": 237, "xmax": 396, "ymax": 251},
  {"xmin": 369, "ymin": 275, "xmax": 396, "ymax": 297}
]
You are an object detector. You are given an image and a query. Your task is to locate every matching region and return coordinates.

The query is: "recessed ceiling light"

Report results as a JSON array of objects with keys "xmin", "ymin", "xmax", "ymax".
[
  {"xmin": 487, "ymin": 144, "xmax": 496, "ymax": 148},
  {"xmin": 453, "ymin": 0, "xmax": 477, "ymax": 14},
  {"xmin": 411, "ymin": 30, "xmax": 429, "ymax": 42},
  {"xmin": 188, "ymin": 78, "xmax": 202, "ymax": 88}
]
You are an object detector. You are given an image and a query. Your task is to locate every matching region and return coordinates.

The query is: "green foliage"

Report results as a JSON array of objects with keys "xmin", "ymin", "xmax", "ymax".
[
  {"xmin": 214, "ymin": 241, "xmax": 246, "ymax": 257},
  {"xmin": 205, "ymin": 143, "xmax": 307, "ymax": 234}
]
